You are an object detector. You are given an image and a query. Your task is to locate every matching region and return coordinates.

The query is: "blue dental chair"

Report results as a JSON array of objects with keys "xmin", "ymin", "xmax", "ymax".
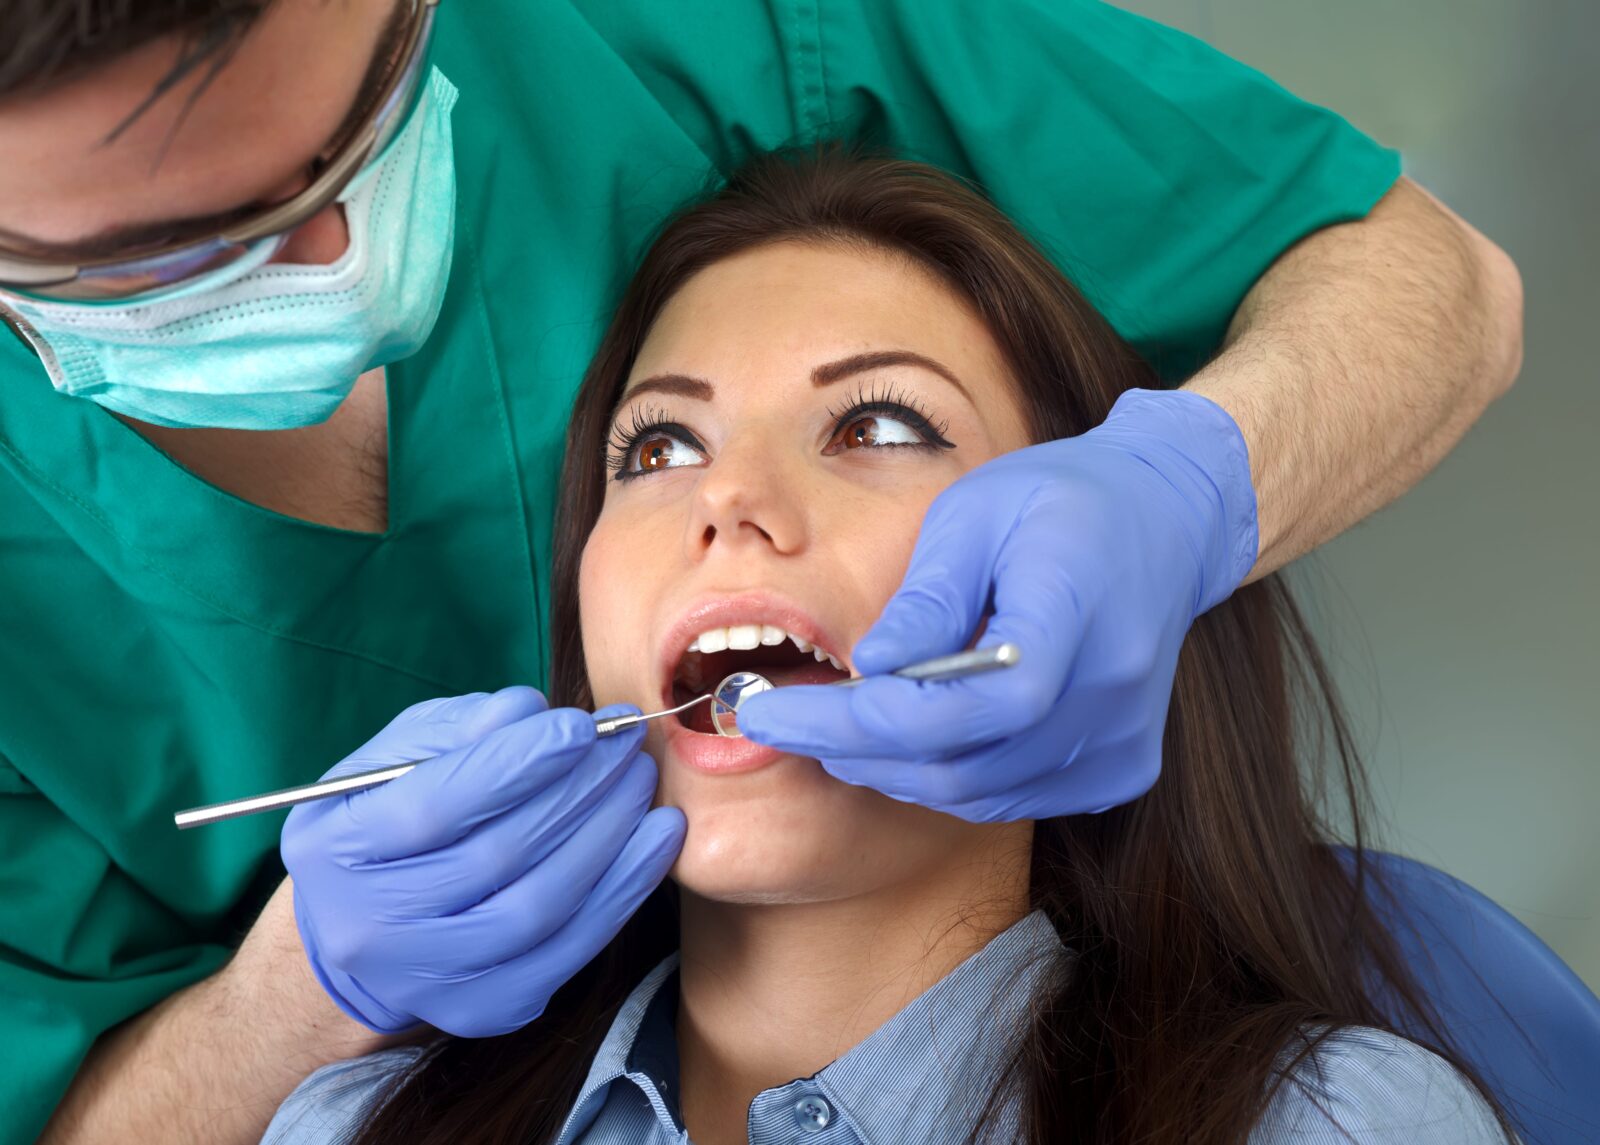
[{"xmin": 1342, "ymin": 848, "xmax": 1600, "ymax": 1144}]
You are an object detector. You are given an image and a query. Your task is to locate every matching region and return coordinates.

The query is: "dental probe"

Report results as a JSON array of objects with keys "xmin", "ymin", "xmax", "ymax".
[
  {"xmin": 172, "ymin": 692, "xmax": 721, "ymax": 829},
  {"xmin": 172, "ymin": 643, "xmax": 1020, "ymax": 829}
]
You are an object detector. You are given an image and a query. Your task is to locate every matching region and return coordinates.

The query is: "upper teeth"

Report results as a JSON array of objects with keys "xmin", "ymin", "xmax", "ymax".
[{"xmin": 685, "ymin": 625, "xmax": 845, "ymax": 672}]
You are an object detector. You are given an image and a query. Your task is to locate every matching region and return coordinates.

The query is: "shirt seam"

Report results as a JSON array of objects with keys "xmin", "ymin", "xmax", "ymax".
[
  {"xmin": 788, "ymin": 0, "xmax": 828, "ymax": 139},
  {"xmin": 816, "ymin": 1074, "xmax": 878, "ymax": 1145},
  {"xmin": 814, "ymin": 0, "xmax": 833, "ymax": 129}
]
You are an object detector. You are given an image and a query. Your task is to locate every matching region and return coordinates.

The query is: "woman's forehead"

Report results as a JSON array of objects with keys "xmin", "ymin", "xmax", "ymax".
[{"xmin": 625, "ymin": 241, "xmax": 1006, "ymax": 400}]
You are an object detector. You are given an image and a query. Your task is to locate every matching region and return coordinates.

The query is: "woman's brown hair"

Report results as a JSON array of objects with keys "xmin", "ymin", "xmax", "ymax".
[{"xmin": 351, "ymin": 145, "xmax": 1513, "ymax": 1144}]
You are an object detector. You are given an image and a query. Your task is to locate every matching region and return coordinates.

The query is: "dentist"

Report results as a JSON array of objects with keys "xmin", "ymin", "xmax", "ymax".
[{"xmin": 0, "ymin": 2, "xmax": 1521, "ymax": 1142}]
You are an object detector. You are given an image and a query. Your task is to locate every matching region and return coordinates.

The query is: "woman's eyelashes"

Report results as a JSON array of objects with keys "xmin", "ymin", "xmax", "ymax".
[
  {"xmin": 822, "ymin": 380, "xmax": 954, "ymax": 456},
  {"xmin": 605, "ymin": 382, "xmax": 955, "ymax": 481},
  {"xmin": 605, "ymin": 403, "xmax": 708, "ymax": 481}
]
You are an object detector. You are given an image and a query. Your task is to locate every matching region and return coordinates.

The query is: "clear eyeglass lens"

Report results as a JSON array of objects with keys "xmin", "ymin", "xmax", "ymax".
[
  {"xmin": 710, "ymin": 671, "xmax": 775, "ymax": 738},
  {"xmin": 21, "ymin": 240, "xmax": 254, "ymax": 302}
]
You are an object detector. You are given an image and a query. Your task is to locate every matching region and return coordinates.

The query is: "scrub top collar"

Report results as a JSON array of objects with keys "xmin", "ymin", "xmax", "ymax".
[{"xmin": 556, "ymin": 908, "xmax": 1072, "ymax": 1145}]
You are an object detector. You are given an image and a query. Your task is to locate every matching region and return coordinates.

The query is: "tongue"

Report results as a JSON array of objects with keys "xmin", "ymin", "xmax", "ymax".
[
  {"xmin": 758, "ymin": 660, "xmax": 851, "ymax": 688},
  {"xmin": 678, "ymin": 659, "xmax": 850, "ymax": 736}
]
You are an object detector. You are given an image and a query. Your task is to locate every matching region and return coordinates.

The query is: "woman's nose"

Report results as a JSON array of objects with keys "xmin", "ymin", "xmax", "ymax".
[{"xmin": 686, "ymin": 434, "xmax": 807, "ymax": 561}]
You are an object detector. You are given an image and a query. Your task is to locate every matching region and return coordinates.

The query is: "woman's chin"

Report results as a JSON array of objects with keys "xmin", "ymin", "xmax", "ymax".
[
  {"xmin": 666, "ymin": 802, "xmax": 858, "ymax": 903},
  {"xmin": 670, "ymin": 873, "xmax": 836, "ymax": 906},
  {"xmin": 656, "ymin": 745, "xmax": 960, "ymax": 904},
  {"xmin": 661, "ymin": 772, "xmax": 885, "ymax": 903}
]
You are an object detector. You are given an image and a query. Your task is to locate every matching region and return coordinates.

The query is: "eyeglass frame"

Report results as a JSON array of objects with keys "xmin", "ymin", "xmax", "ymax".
[{"xmin": 0, "ymin": 0, "xmax": 441, "ymax": 302}]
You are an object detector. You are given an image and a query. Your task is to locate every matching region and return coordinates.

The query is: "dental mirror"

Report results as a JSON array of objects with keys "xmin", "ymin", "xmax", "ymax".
[{"xmin": 710, "ymin": 670, "xmax": 776, "ymax": 737}]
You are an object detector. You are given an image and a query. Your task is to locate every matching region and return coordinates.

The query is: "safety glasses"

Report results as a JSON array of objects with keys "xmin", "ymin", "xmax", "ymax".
[{"xmin": 0, "ymin": 0, "xmax": 440, "ymax": 302}]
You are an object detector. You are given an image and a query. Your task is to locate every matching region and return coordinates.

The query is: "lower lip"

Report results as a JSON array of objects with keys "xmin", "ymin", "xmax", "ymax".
[{"xmin": 661, "ymin": 716, "xmax": 787, "ymax": 774}]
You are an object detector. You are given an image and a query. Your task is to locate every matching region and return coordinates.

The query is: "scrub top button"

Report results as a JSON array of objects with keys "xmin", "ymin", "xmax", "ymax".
[{"xmin": 793, "ymin": 1094, "xmax": 832, "ymax": 1131}]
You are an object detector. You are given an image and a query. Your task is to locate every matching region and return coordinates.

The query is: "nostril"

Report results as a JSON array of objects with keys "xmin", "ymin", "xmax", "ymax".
[
  {"xmin": 270, "ymin": 204, "xmax": 351, "ymax": 267},
  {"xmin": 700, "ymin": 522, "xmax": 777, "ymax": 548}
]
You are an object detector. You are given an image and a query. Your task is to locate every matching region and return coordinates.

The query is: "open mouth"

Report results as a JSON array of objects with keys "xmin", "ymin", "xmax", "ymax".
[{"xmin": 670, "ymin": 625, "xmax": 851, "ymax": 734}]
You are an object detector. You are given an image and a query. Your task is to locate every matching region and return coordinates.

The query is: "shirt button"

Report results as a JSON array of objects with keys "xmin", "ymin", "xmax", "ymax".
[{"xmin": 792, "ymin": 1094, "xmax": 833, "ymax": 1132}]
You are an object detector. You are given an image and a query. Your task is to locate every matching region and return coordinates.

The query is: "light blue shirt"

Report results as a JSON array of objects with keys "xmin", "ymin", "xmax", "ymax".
[{"xmin": 263, "ymin": 910, "xmax": 1508, "ymax": 1144}]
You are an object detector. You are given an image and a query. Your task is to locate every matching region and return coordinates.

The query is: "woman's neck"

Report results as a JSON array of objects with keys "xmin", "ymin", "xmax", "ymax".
[{"xmin": 673, "ymin": 822, "xmax": 1033, "ymax": 1145}]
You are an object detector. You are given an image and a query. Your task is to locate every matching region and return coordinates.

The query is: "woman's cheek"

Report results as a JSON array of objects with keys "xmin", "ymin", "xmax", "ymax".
[
  {"xmin": 835, "ymin": 478, "xmax": 948, "ymax": 600},
  {"xmin": 577, "ymin": 518, "xmax": 647, "ymax": 704}
]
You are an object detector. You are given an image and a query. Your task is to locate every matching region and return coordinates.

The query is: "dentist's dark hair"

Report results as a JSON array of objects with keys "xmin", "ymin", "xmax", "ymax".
[
  {"xmin": 349, "ymin": 144, "xmax": 1515, "ymax": 1145},
  {"xmin": 0, "ymin": 0, "xmax": 410, "ymax": 158},
  {"xmin": 0, "ymin": 1, "xmax": 273, "ymax": 100}
]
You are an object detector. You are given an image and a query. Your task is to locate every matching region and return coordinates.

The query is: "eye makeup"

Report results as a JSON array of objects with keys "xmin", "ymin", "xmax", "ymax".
[
  {"xmin": 821, "ymin": 379, "xmax": 955, "ymax": 453},
  {"xmin": 604, "ymin": 402, "xmax": 708, "ymax": 481},
  {"xmin": 603, "ymin": 378, "xmax": 957, "ymax": 481}
]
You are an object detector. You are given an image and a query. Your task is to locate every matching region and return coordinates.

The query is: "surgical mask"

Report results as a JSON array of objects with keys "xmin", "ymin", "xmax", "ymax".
[{"xmin": 1, "ymin": 67, "xmax": 460, "ymax": 431}]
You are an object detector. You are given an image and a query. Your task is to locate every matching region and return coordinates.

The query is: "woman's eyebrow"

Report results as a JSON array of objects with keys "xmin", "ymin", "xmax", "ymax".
[
  {"xmin": 617, "ymin": 374, "xmax": 715, "ymax": 404},
  {"xmin": 811, "ymin": 350, "xmax": 972, "ymax": 401}
]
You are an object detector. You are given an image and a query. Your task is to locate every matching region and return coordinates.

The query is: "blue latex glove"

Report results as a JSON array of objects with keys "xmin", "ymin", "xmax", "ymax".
[
  {"xmin": 737, "ymin": 388, "xmax": 1258, "ymax": 822},
  {"xmin": 281, "ymin": 687, "xmax": 685, "ymax": 1036}
]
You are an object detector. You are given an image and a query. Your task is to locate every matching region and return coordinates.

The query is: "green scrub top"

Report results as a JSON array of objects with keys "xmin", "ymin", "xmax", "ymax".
[{"xmin": 0, "ymin": 2, "xmax": 1399, "ymax": 1138}]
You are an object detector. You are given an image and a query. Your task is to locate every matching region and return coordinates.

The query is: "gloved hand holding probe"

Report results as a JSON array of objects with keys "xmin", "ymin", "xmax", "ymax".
[
  {"xmin": 737, "ymin": 388, "xmax": 1259, "ymax": 822},
  {"xmin": 280, "ymin": 687, "xmax": 685, "ymax": 1036}
]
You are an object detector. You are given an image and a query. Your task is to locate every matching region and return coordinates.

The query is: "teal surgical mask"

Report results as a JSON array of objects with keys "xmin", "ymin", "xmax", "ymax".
[{"xmin": 1, "ymin": 68, "xmax": 460, "ymax": 431}]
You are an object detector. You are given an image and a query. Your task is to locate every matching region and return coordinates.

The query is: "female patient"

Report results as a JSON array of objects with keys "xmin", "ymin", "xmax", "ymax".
[{"xmin": 265, "ymin": 148, "xmax": 1512, "ymax": 1144}]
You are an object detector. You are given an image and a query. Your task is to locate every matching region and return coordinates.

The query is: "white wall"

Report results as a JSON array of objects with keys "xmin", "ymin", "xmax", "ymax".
[{"xmin": 1111, "ymin": 0, "xmax": 1600, "ymax": 987}]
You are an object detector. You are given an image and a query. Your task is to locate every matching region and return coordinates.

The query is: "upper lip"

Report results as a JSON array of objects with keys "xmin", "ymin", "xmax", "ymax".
[{"xmin": 656, "ymin": 591, "xmax": 849, "ymax": 705}]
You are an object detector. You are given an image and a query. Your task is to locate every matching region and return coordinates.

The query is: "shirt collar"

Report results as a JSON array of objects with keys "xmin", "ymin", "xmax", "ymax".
[
  {"xmin": 557, "ymin": 909, "xmax": 1069, "ymax": 1145},
  {"xmin": 808, "ymin": 908, "xmax": 1069, "ymax": 1144},
  {"xmin": 556, "ymin": 951, "xmax": 683, "ymax": 1143}
]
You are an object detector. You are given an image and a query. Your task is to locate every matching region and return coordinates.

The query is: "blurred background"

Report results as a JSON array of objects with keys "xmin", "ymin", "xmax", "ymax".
[{"xmin": 1112, "ymin": 0, "xmax": 1598, "ymax": 987}]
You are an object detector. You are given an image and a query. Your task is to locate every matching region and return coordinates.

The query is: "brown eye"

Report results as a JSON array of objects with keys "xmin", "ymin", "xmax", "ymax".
[
  {"xmin": 828, "ymin": 416, "xmax": 879, "ymax": 451},
  {"xmin": 635, "ymin": 434, "xmax": 677, "ymax": 471},
  {"xmin": 614, "ymin": 426, "xmax": 706, "ymax": 480},
  {"xmin": 822, "ymin": 411, "xmax": 924, "ymax": 455}
]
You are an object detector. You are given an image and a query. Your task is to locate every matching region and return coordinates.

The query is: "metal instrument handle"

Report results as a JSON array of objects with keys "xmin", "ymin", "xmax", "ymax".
[
  {"xmin": 173, "ymin": 762, "xmax": 422, "ymax": 829},
  {"xmin": 593, "ymin": 693, "xmax": 714, "ymax": 736},
  {"xmin": 837, "ymin": 642, "xmax": 1020, "ymax": 687}
]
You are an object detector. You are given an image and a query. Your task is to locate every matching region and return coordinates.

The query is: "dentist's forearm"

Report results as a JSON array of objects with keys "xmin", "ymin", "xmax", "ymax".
[
  {"xmin": 39, "ymin": 880, "xmax": 396, "ymax": 1145},
  {"xmin": 1184, "ymin": 176, "xmax": 1524, "ymax": 580}
]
